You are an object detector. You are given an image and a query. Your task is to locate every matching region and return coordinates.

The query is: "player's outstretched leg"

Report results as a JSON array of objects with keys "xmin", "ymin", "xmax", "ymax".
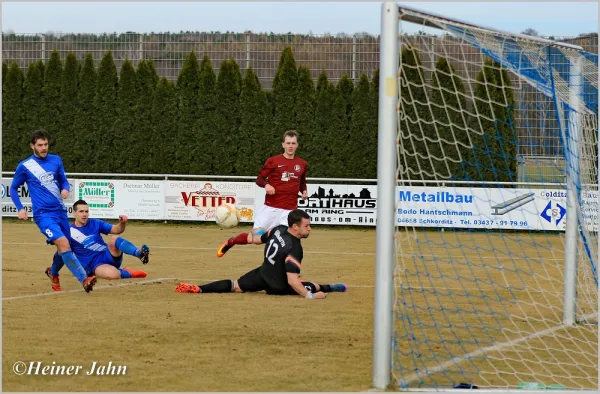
[
  {"xmin": 45, "ymin": 252, "xmax": 63, "ymax": 291},
  {"xmin": 95, "ymin": 265, "xmax": 147, "ymax": 280},
  {"xmin": 216, "ymin": 233, "xmax": 248, "ymax": 258},
  {"xmin": 112, "ymin": 237, "xmax": 150, "ymax": 264},
  {"xmin": 55, "ymin": 242, "xmax": 96, "ymax": 293},
  {"xmin": 176, "ymin": 279, "xmax": 236, "ymax": 294}
]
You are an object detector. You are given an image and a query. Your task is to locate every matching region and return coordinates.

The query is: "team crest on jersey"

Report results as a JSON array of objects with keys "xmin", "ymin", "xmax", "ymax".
[
  {"xmin": 294, "ymin": 165, "xmax": 301, "ymax": 172},
  {"xmin": 40, "ymin": 172, "xmax": 55, "ymax": 185}
]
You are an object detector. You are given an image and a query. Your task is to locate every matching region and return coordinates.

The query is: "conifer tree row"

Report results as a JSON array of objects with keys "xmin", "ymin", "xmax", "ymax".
[{"xmin": 1, "ymin": 47, "xmax": 514, "ymax": 182}]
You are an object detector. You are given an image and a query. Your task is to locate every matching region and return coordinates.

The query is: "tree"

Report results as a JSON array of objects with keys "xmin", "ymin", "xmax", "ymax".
[
  {"xmin": 149, "ymin": 77, "xmax": 178, "ymax": 173},
  {"xmin": 467, "ymin": 59, "xmax": 516, "ymax": 183},
  {"xmin": 113, "ymin": 59, "xmax": 138, "ymax": 172},
  {"xmin": 311, "ymin": 71, "xmax": 334, "ymax": 177},
  {"xmin": 22, "ymin": 62, "xmax": 44, "ymax": 141},
  {"xmin": 2, "ymin": 62, "xmax": 25, "ymax": 170},
  {"xmin": 176, "ymin": 50, "xmax": 201, "ymax": 173},
  {"xmin": 41, "ymin": 50, "xmax": 63, "ymax": 151},
  {"xmin": 194, "ymin": 55, "xmax": 218, "ymax": 175},
  {"xmin": 58, "ymin": 52, "xmax": 80, "ymax": 170},
  {"xmin": 348, "ymin": 74, "xmax": 372, "ymax": 178},
  {"xmin": 521, "ymin": 28, "xmax": 539, "ymax": 37},
  {"xmin": 94, "ymin": 50, "xmax": 118, "ymax": 172},
  {"xmin": 212, "ymin": 59, "xmax": 242, "ymax": 174},
  {"xmin": 429, "ymin": 56, "xmax": 468, "ymax": 180},
  {"xmin": 2, "ymin": 61, "xmax": 7, "ymax": 87},
  {"xmin": 72, "ymin": 53, "xmax": 97, "ymax": 171},
  {"xmin": 135, "ymin": 60, "xmax": 156, "ymax": 173},
  {"xmin": 326, "ymin": 83, "xmax": 349, "ymax": 177},
  {"xmin": 272, "ymin": 47, "xmax": 298, "ymax": 149},
  {"xmin": 295, "ymin": 66, "xmax": 316, "ymax": 166},
  {"xmin": 397, "ymin": 46, "xmax": 434, "ymax": 184},
  {"xmin": 237, "ymin": 66, "xmax": 271, "ymax": 175},
  {"xmin": 366, "ymin": 68, "xmax": 379, "ymax": 179},
  {"xmin": 337, "ymin": 74, "xmax": 354, "ymax": 120}
]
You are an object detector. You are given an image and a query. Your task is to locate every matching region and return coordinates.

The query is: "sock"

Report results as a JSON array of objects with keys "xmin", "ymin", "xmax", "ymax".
[
  {"xmin": 115, "ymin": 237, "xmax": 140, "ymax": 258},
  {"xmin": 227, "ymin": 233, "xmax": 248, "ymax": 247},
  {"xmin": 199, "ymin": 279, "xmax": 234, "ymax": 293},
  {"xmin": 61, "ymin": 251, "xmax": 88, "ymax": 283},
  {"xmin": 119, "ymin": 269, "xmax": 132, "ymax": 279},
  {"xmin": 50, "ymin": 252, "xmax": 64, "ymax": 276},
  {"xmin": 319, "ymin": 284, "xmax": 332, "ymax": 292}
]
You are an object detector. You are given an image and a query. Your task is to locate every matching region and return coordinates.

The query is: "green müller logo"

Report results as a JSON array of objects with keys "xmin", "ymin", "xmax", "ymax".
[{"xmin": 78, "ymin": 182, "xmax": 115, "ymax": 208}]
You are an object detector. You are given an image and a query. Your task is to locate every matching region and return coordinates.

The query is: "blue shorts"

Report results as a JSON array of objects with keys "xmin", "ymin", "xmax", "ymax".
[
  {"xmin": 34, "ymin": 211, "xmax": 70, "ymax": 244},
  {"xmin": 85, "ymin": 249, "xmax": 123, "ymax": 276}
]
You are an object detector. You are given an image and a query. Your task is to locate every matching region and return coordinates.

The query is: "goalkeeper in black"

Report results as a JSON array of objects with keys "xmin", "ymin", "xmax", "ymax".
[{"xmin": 175, "ymin": 209, "xmax": 347, "ymax": 299}]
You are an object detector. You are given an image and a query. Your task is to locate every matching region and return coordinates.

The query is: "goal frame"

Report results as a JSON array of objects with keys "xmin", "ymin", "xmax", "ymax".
[{"xmin": 372, "ymin": 1, "xmax": 598, "ymax": 390}]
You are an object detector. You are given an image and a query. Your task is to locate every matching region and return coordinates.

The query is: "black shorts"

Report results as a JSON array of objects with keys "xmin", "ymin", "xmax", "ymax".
[{"xmin": 237, "ymin": 267, "xmax": 317, "ymax": 295}]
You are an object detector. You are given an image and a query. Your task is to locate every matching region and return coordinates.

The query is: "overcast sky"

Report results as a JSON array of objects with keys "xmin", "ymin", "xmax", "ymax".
[{"xmin": 2, "ymin": 2, "xmax": 598, "ymax": 38}]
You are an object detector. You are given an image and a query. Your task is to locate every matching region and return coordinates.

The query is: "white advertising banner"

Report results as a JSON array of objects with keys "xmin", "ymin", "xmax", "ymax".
[
  {"xmin": 2, "ymin": 177, "xmax": 77, "ymax": 217},
  {"xmin": 165, "ymin": 180, "xmax": 256, "ymax": 222},
  {"xmin": 396, "ymin": 186, "xmax": 598, "ymax": 232},
  {"xmin": 254, "ymin": 183, "xmax": 378, "ymax": 226},
  {"xmin": 76, "ymin": 179, "xmax": 165, "ymax": 219}
]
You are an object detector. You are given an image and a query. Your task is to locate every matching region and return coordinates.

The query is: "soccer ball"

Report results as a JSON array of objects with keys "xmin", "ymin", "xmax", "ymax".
[{"xmin": 215, "ymin": 203, "xmax": 241, "ymax": 229}]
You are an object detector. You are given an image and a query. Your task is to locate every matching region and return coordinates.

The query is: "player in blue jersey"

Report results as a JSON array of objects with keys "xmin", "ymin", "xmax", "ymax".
[
  {"xmin": 48, "ymin": 199, "xmax": 150, "ymax": 286},
  {"xmin": 10, "ymin": 130, "xmax": 97, "ymax": 292}
]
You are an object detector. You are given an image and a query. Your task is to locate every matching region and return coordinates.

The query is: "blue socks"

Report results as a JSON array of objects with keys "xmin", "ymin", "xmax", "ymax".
[
  {"xmin": 115, "ymin": 237, "xmax": 140, "ymax": 258},
  {"xmin": 61, "ymin": 251, "xmax": 88, "ymax": 283},
  {"xmin": 50, "ymin": 252, "xmax": 64, "ymax": 276},
  {"xmin": 119, "ymin": 269, "xmax": 132, "ymax": 279}
]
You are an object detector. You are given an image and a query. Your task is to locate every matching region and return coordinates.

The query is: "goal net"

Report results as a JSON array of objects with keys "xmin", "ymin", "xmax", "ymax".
[{"xmin": 374, "ymin": 3, "xmax": 598, "ymax": 391}]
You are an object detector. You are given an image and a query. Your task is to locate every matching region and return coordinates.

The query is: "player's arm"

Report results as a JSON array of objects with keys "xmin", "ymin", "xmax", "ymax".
[
  {"xmin": 109, "ymin": 215, "xmax": 128, "ymax": 234},
  {"xmin": 285, "ymin": 250, "xmax": 326, "ymax": 299},
  {"xmin": 10, "ymin": 165, "xmax": 27, "ymax": 213},
  {"xmin": 56, "ymin": 157, "xmax": 70, "ymax": 199},
  {"xmin": 248, "ymin": 228, "xmax": 272, "ymax": 245},
  {"xmin": 256, "ymin": 158, "xmax": 275, "ymax": 194},
  {"xmin": 299, "ymin": 163, "xmax": 308, "ymax": 199}
]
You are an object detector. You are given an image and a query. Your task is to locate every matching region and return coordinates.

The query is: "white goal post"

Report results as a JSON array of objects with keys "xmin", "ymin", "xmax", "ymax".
[{"xmin": 374, "ymin": 2, "xmax": 598, "ymax": 391}]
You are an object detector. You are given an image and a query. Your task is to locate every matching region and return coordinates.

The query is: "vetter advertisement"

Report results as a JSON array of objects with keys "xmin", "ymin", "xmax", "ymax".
[{"xmin": 165, "ymin": 181, "xmax": 255, "ymax": 222}]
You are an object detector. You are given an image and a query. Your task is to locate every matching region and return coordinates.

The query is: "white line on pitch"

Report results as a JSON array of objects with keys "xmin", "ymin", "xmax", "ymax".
[
  {"xmin": 397, "ymin": 309, "xmax": 598, "ymax": 387},
  {"xmin": 2, "ymin": 277, "xmax": 176, "ymax": 301},
  {"xmin": 3, "ymin": 242, "xmax": 563, "ymax": 260}
]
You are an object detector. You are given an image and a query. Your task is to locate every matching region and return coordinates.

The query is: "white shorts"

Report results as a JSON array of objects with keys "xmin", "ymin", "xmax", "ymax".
[{"xmin": 253, "ymin": 205, "xmax": 291, "ymax": 230}]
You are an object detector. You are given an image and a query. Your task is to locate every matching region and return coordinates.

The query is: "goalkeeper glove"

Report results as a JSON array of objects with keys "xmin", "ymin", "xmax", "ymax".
[{"xmin": 305, "ymin": 291, "xmax": 327, "ymax": 299}]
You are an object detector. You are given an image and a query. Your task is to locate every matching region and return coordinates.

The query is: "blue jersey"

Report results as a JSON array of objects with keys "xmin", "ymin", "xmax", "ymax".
[
  {"xmin": 69, "ymin": 219, "xmax": 114, "ymax": 267},
  {"xmin": 10, "ymin": 154, "xmax": 70, "ymax": 216}
]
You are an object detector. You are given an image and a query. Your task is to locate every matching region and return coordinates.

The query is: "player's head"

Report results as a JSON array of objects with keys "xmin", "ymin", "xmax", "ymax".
[
  {"xmin": 30, "ymin": 129, "xmax": 51, "ymax": 159},
  {"xmin": 73, "ymin": 200, "xmax": 90, "ymax": 226},
  {"xmin": 287, "ymin": 209, "xmax": 311, "ymax": 239},
  {"xmin": 281, "ymin": 130, "xmax": 299, "ymax": 158}
]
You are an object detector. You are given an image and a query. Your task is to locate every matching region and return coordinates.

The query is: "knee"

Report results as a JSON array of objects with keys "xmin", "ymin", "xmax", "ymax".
[
  {"xmin": 108, "ymin": 236, "xmax": 119, "ymax": 248},
  {"xmin": 233, "ymin": 280, "xmax": 244, "ymax": 293}
]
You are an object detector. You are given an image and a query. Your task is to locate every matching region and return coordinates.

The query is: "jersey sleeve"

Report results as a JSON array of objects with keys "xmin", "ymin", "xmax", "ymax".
[
  {"xmin": 256, "ymin": 157, "xmax": 275, "ymax": 187},
  {"xmin": 92, "ymin": 219, "xmax": 114, "ymax": 235},
  {"xmin": 284, "ymin": 242, "xmax": 303, "ymax": 274},
  {"xmin": 9, "ymin": 164, "xmax": 27, "ymax": 211},
  {"xmin": 260, "ymin": 229, "xmax": 272, "ymax": 244},
  {"xmin": 55, "ymin": 157, "xmax": 70, "ymax": 192}
]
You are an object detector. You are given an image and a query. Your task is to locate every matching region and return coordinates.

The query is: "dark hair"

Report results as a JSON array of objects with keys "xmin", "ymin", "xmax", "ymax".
[
  {"xmin": 73, "ymin": 200, "xmax": 88, "ymax": 211},
  {"xmin": 282, "ymin": 130, "xmax": 298, "ymax": 142},
  {"xmin": 288, "ymin": 209, "xmax": 310, "ymax": 228},
  {"xmin": 30, "ymin": 129, "xmax": 51, "ymax": 145}
]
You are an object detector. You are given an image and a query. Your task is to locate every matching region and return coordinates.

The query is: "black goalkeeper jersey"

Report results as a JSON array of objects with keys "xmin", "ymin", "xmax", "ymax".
[{"xmin": 258, "ymin": 225, "xmax": 304, "ymax": 291}]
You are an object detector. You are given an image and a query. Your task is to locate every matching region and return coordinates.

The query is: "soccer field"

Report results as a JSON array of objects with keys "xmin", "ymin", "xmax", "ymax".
[
  {"xmin": 3, "ymin": 220, "xmax": 597, "ymax": 391},
  {"xmin": 2, "ymin": 220, "xmax": 376, "ymax": 392}
]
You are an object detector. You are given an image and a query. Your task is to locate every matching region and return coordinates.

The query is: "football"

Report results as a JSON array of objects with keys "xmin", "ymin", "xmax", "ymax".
[{"xmin": 215, "ymin": 203, "xmax": 241, "ymax": 229}]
